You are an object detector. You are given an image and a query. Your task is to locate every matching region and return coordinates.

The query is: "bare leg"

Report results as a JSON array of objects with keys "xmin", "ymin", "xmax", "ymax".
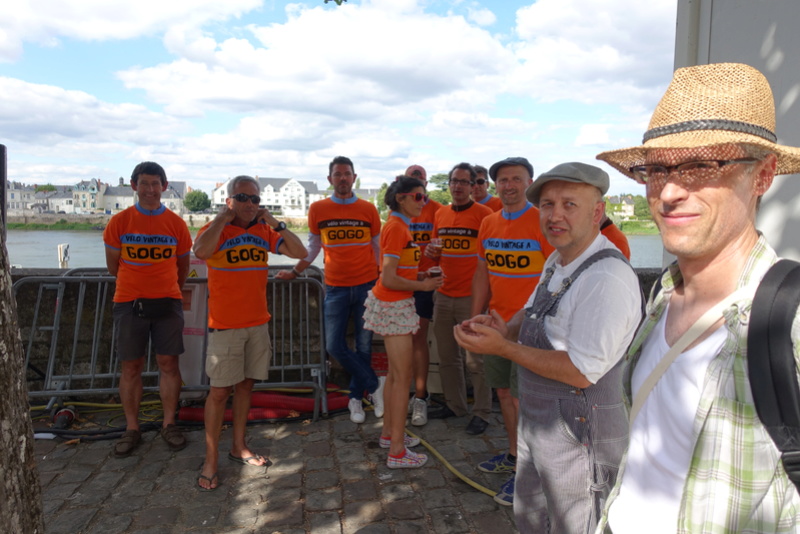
[
  {"xmin": 119, "ymin": 357, "xmax": 145, "ymax": 431},
  {"xmin": 497, "ymin": 387, "xmax": 518, "ymax": 457},
  {"xmin": 411, "ymin": 318, "xmax": 430, "ymax": 399},
  {"xmin": 383, "ymin": 334, "xmax": 414, "ymax": 456},
  {"xmin": 200, "ymin": 385, "xmax": 231, "ymax": 489},
  {"xmin": 231, "ymin": 378, "xmax": 264, "ymax": 464},
  {"xmin": 156, "ymin": 353, "xmax": 182, "ymax": 427}
]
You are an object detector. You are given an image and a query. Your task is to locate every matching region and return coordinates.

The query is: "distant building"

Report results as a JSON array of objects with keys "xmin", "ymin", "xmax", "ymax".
[
  {"xmin": 212, "ymin": 177, "xmax": 326, "ymax": 217},
  {"xmin": 6, "ymin": 182, "xmax": 36, "ymax": 211},
  {"xmin": 606, "ymin": 194, "xmax": 635, "ymax": 220},
  {"xmin": 5, "ymin": 177, "xmax": 189, "ymax": 215}
]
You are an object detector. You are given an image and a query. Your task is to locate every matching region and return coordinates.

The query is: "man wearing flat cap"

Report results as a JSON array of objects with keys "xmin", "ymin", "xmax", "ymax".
[
  {"xmin": 455, "ymin": 161, "xmax": 642, "ymax": 533},
  {"xmin": 596, "ymin": 63, "xmax": 800, "ymax": 533}
]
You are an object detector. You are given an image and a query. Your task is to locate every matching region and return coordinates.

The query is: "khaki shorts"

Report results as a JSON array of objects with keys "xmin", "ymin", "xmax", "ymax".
[
  {"xmin": 483, "ymin": 353, "xmax": 519, "ymax": 398},
  {"xmin": 206, "ymin": 323, "xmax": 272, "ymax": 388}
]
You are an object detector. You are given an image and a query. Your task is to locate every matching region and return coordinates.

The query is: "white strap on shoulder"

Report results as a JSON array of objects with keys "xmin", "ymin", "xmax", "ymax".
[{"xmin": 629, "ymin": 285, "xmax": 756, "ymax": 423}]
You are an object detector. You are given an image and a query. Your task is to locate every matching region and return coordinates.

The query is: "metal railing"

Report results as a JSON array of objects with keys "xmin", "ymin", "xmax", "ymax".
[{"xmin": 13, "ymin": 266, "xmax": 328, "ymax": 419}]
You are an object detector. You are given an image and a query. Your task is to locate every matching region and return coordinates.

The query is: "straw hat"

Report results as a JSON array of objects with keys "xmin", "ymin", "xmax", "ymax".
[{"xmin": 597, "ymin": 62, "xmax": 800, "ymax": 179}]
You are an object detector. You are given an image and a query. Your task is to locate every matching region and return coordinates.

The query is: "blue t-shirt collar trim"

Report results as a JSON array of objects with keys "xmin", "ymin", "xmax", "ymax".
[
  {"xmin": 390, "ymin": 211, "xmax": 412, "ymax": 225},
  {"xmin": 331, "ymin": 194, "xmax": 358, "ymax": 205},
  {"xmin": 502, "ymin": 202, "xmax": 533, "ymax": 221},
  {"xmin": 135, "ymin": 202, "xmax": 167, "ymax": 215}
]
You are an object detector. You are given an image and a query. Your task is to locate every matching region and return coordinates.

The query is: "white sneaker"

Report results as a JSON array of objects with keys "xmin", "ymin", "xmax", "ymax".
[
  {"xmin": 410, "ymin": 397, "xmax": 428, "ymax": 426},
  {"xmin": 348, "ymin": 398, "xmax": 365, "ymax": 424},
  {"xmin": 373, "ymin": 376, "xmax": 386, "ymax": 418}
]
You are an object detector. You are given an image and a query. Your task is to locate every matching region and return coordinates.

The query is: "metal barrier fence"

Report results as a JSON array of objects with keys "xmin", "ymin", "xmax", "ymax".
[{"xmin": 13, "ymin": 266, "xmax": 328, "ymax": 420}]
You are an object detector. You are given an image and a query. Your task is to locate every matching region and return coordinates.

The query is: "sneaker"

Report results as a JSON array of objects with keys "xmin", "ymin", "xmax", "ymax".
[
  {"xmin": 348, "ymin": 398, "xmax": 365, "ymax": 424},
  {"xmin": 387, "ymin": 448, "xmax": 428, "ymax": 469},
  {"xmin": 493, "ymin": 475, "xmax": 515, "ymax": 507},
  {"xmin": 410, "ymin": 397, "xmax": 428, "ymax": 426},
  {"xmin": 372, "ymin": 376, "xmax": 386, "ymax": 418},
  {"xmin": 379, "ymin": 434, "xmax": 421, "ymax": 448},
  {"xmin": 478, "ymin": 452, "xmax": 516, "ymax": 473}
]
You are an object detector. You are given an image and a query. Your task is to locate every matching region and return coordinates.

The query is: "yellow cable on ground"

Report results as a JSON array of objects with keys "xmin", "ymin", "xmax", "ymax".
[{"xmin": 405, "ymin": 427, "xmax": 497, "ymax": 497}]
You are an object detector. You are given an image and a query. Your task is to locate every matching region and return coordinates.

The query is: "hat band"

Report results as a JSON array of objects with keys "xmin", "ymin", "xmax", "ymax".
[{"xmin": 643, "ymin": 119, "xmax": 777, "ymax": 143}]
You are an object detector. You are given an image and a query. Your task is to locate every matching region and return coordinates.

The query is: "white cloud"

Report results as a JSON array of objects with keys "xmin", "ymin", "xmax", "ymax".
[
  {"xmin": 118, "ymin": 2, "xmax": 513, "ymax": 120},
  {"xmin": 509, "ymin": 0, "xmax": 676, "ymax": 107},
  {"xmin": 467, "ymin": 6, "xmax": 497, "ymax": 27},
  {"xmin": 0, "ymin": 0, "xmax": 261, "ymax": 62},
  {"xmin": 575, "ymin": 124, "xmax": 611, "ymax": 146}
]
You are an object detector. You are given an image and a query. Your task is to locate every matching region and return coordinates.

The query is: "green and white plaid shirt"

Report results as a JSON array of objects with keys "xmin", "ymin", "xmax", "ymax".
[{"xmin": 598, "ymin": 235, "xmax": 800, "ymax": 533}]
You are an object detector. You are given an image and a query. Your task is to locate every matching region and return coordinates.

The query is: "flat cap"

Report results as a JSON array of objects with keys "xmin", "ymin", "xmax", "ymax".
[
  {"xmin": 526, "ymin": 162, "xmax": 609, "ymax": 205},
  {"xmin": 488, "ymin": 157, "xmax": 533, "ymax": 182}
]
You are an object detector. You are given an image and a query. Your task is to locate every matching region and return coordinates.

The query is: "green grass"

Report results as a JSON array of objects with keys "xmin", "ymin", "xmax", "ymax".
[{"xmin": 619, "ymin": 220, "xmax": 659, "ymax": 235}]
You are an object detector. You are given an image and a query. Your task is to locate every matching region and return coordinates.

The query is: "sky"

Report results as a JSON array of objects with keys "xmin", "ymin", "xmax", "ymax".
[{"xmin": 0, "ymin": 0, "xmax": 678, "ymax": 197}]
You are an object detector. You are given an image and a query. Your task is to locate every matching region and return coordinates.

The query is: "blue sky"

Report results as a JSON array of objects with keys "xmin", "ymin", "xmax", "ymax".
[{"xmin": 0, "ymin": 0, "xmax": 677, "ymax": 196}]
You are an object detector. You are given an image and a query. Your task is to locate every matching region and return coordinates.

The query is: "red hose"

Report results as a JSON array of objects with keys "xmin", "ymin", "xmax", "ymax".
[
  {"xmin": 179, "ymin": 406, "xmax": 292, "ymax": 421},
  {"xmin": 177, "ymin": 390, "xmax": 351, "ymax": 422}
]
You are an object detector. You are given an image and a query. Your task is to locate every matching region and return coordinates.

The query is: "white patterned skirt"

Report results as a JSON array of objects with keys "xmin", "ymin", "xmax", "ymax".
[{"xmin": 363, "ymin": 291, "xmax": 420, "ymax": 336}]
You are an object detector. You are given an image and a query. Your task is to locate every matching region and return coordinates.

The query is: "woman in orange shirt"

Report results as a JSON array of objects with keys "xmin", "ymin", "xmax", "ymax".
[{"xmin": 363, "ymin": 176, "xmax": 443, "ymax": 468}]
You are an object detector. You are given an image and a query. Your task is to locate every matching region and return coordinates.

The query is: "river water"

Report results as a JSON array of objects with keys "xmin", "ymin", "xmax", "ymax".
[{"xmin": 5, "ymin": 229, "xmax": 665, "ymax": 269}]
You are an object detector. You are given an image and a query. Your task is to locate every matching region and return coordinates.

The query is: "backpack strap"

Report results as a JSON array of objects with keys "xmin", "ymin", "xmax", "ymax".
[{"xmin": 748, "ymin": 259, "xmax": 800, "ymax": 492}]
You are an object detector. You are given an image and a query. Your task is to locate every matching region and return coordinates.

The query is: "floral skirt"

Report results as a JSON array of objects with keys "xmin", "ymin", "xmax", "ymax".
[{"xmin": 363, "ymin": 291, "xmax": 420, "ymax": 336}]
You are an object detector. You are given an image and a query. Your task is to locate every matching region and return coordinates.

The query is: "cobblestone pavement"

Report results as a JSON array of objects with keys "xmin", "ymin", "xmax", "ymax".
[{"xmin": 36, "ymin": 408, "xmax": 519, "ymax": 533}]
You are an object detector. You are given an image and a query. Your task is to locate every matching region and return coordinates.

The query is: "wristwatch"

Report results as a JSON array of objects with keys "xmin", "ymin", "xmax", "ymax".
[{"xmin": 273, "ymin": 221, "xmax": 287, "ymax": 232}]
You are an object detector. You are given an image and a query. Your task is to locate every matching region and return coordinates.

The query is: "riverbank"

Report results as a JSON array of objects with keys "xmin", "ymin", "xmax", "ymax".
[{"xmin": 5, "ymin": 214, "xmax": 310, "ymax": 233}]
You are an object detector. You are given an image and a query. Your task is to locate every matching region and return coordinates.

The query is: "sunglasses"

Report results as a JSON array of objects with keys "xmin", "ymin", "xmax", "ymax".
[
  {"xmin": 231, "ymin": 193, "xmax": 261, "ymax": 205},
  {"xmin": 398, "ymin": 192, "xmax": 428, "ymax": 202},
  {"xmin": 475, "ymin": 179, "xmax": 487, "ymax": 185}
]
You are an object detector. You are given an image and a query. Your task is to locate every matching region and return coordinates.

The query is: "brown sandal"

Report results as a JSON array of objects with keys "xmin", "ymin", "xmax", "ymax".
[
  {"xmin": 114, "ymin": 429, "xmax": 142, "ymax": 457},
  {"xmin": 161, "ymin": 424, "xmax": 187, "ymax": 451}
]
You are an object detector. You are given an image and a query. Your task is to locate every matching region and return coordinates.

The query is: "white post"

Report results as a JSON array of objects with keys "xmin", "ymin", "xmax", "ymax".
[{"xmin": 57, "ymin": 243, "xmax": 69, "ymax": 269}]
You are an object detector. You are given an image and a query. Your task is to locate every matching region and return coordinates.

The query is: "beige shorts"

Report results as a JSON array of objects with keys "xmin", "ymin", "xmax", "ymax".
[{"xmin": 206, "ymin": 323, "xmax": 272, "ymax": 388}]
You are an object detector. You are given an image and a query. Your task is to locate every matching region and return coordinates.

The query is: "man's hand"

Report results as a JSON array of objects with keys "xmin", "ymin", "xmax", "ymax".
[
  {"xmin": 453, "ymin": 312, "xmax": 509, "ymax": 356},
  {"xmin": 275, "ymin": 269, "xmax": 296, "ymax": 280},
  {"xmin": 215, "ymin": 205, "xmax": 237, "ymax": 224},
  {"xmin": 459, "ymin": 310, "xmax": 509, "ymax": 338},
  {"xmin": 255, "ymin": 208, "xmax": 278, "ymax": 227}
]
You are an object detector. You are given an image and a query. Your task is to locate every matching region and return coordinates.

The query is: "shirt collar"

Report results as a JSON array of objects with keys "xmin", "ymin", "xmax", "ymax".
[
  {"xmin": 501, "ymin": 202, "xmax": 533, "ymax": 221},
  {"xmin": 330, "ymin": 194, "xmax": 358, "ymax": 205}
]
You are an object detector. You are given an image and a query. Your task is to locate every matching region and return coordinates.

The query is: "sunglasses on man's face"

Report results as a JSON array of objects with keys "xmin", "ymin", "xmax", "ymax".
[
  {"xmin": 398, "ymin": 192, "xmax": 428, "ymax": 202},
  {"xmin": 231, "ymin": 193, "xmax": 261, "ymax": 205},
  {"xmin": 475, "ymin": 179, "xmax": 487, "ymax": 186}
]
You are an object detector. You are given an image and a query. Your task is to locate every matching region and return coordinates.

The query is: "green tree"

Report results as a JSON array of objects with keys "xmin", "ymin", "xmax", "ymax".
[
  {"xmin": 184, "ymin": 190, "xmax": 211, "ymax": 212},
  {"xmin": 427, "ymin": 173, "xmax": 451, "ymax": 205},
  {"xmin": 35, "ymin": 184, "xmax": 56, "ymax": 192},
  {"xmin": 375, "ymin": 183, "xmax": 389, "ymax": 219},
  {"xmin": 633, "ymin": 195, "xmax": 651, "ymax": 219}
]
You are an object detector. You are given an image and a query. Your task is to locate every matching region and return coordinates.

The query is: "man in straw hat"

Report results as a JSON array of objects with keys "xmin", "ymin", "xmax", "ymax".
[
  {"xmin": 596, "ymin": 62, "xmax": 800, "ymax": 532},
  {"xmin": 455, "ymin": 161, "xmax": 642, "ymax": 532}
]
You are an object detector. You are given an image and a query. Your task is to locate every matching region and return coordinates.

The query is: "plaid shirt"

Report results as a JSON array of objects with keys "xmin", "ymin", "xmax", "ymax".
[{"xmin": 598, "ymin": 235, "xmax": 800, "ymax": 533}]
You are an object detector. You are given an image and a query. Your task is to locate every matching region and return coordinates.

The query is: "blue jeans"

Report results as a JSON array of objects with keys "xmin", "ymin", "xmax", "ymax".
[{"xmin": 324, "ymin": 280, "xmax": 378, "ymax": 400}]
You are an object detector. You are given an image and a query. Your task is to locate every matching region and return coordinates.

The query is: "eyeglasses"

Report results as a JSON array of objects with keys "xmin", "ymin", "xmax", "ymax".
[
  {"xmin": 398, "ymin": 192, "xmax": 428, "ymax": 202},
  {"xmin": 630, "ymin": 158, "xmax": 761, "ymax": 185},
  {"xmin": 475, "ymin": 179, "xmax": 487, "ymax": 186},
  {"xmin": 449, "ymin": 179, "xmax": 473, "ymax": 186},
  {"xmin": 231, "ymin": 193, "xmax": 261, "ymax": 204}
]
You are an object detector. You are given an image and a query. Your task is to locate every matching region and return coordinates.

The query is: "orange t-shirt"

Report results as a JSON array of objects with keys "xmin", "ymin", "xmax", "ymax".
[
  {"xmin": 476, "ymin": 194, "xmax": 503, "ymax": 212},
  {"xmin": 308, "ymin": 196, "xmax": 381, "ymax": 287},
  {"xmin": 409, "ymin": 198, "xmax": 443, "ymax": 272},
  {"xmin": 103, "ymin": 204, "xmax": 192, "ymax": 302},
  {"xmin": 197, "ymin": 221, "xmax": 284, "ymax": 329},
  {"xmin": 477, "ymin": 203, "xmax": 554, "ymax": 321},
  {"xmin": 433, "ymin": 201, "xmax": 493, "ymax": 297},
  {"xmin": 601, "ymin": 220, "xmax": 631, "ymax": 260},
  {"xmin": 372, "ymin": 213, "xmax": 420, "ymax": 302}
]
